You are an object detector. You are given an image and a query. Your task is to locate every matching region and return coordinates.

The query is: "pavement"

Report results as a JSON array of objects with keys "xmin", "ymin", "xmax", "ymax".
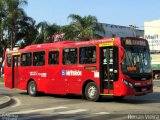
[
  {"xmin": 0, "ymin": 80, "xmax": 160, "ymax": 109},
  {"xmin": 0, "ymin": 95, "xmax": 12, "ymax": 109},
  {"xmin": 0, "ymin": 82, "xmax": 12, "ymax": 109}
]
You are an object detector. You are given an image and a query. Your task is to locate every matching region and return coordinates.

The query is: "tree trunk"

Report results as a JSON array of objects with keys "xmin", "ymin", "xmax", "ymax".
[
  {"xmin": 0, "ymin": 46, "xmax": 5, "ymax": 76},
  {"xmin": 10, "ymin": 32, "xmax": 13, "ymax": 50},
  {"xmin": 11, "ymin": 31, "xmax": 16, "ymax": 50},
  {"xmin": 0, "ymin": 18, "xmax": 2, "ymax": 43}
]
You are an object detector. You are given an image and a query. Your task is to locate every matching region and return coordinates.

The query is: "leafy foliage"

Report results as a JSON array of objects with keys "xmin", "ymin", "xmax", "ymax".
[
  {"xmin": 0, "ymin": 1, "xmax": 106, "ymax": 75},
  {"xmin": 62, "ymin": 14, "xmax": 105, "ymax": 41}
]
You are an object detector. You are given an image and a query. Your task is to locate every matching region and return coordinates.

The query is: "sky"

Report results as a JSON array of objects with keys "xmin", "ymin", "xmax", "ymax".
[{"xmin": 24, "ymin": 0, "xmax": 160, "ymax": 29}]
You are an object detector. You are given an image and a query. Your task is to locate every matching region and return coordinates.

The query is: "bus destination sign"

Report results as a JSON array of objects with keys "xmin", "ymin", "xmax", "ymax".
[{"xmin": 124, "ymin": 39, "xmax": 146, "ymax": 46}]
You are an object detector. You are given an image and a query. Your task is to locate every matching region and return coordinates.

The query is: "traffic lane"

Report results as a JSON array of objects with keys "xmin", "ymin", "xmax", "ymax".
[
  {"xmin": 1, "ymin": 84, "xmax": 160, "ymax": 114},
  {"xmin": 1, "ymin": 94, "xmax": 160, "ymax": 120},
  {"xmin": 1, "ymin": 91, "xmax": 160, "ymax": 114},
  {"xmin": 1, "ymin": 83, "xmax": 160, "ymax": 101}
]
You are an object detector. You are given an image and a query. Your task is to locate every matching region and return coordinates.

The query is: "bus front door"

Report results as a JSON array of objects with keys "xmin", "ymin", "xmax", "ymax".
[
  {"xmin": 100, "ymin": 46, "xmax": 118, "ymax": 94},
  {"xmin": 12, "ymin": 55, "xmax": 20, "ymax": 88}
]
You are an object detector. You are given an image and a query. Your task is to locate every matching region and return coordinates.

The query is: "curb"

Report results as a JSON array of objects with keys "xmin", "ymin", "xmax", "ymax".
[
  {"xmin": 0, "ymin": 82, "xmax": 4, "ymax": 85},
  {"xmin": 153, "ymin": 80, "xmax": 160, "ymax": 82},
  {"xmin": 0, "ymin": 96, "xmax": 12, "ymax": 109}
]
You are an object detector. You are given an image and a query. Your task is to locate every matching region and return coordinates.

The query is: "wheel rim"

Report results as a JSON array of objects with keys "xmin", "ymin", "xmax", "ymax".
[
  {"xmin": 88, "ymin": 86, "xmax": 97, "ymax": 99},
  {"xmin": 29, "ymin": 83, "xmax": 36, "ymax": 95}
]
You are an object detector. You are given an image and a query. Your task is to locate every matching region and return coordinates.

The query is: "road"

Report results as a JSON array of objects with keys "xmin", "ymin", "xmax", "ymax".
[{"xmin": 0, "ymin": 82, "xmax": 160, "ymax": 120}]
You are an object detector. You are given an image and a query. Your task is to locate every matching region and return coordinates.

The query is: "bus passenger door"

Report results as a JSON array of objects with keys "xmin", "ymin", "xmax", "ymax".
[
  {"xmin": 100, "ymin": 46, "xmax": 118, "ymax": 94},
  {"xmin": 12, "ymin": 55, "xmax": 20, "ymax": 88}
]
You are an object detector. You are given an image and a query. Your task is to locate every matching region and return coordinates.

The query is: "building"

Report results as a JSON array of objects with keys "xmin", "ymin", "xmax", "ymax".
[
  {"xmin": 98, "ymin": 23, "xmax": 144, "ymax": 38},
  {"xmin": 144, "ymin": 20, "xmax": 160, "ymax": 79},
  {"xmin": 144, "ymin": 20, "xmax": 160, "ymax": 53}
]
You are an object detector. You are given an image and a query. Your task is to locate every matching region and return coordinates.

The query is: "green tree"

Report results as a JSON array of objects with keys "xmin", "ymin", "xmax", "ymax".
[
  {"xmin": 0, "ymin": 0, "xmax": 7, "ymax": 75},
  {"xmin": 5, "ymin": 0, "xmax": 28, "ymax": 50},
  {"xmin": 0, "ymin": 0, "xmax": 36, "ymax": 75},
  {"xmin": 16, "ymin": 16, "xmax": 38, "ymax": 46},
  {"xmin": 0, "ymin": 0, "xmax": 5, "ymax": 42},
  {"xmin": 34, "ymin": 21, "xmax": 49, "ymax": 44},
  {"xmin": 45, "ymin": 23, "xmax": 61, "ymax": 42},
  {"xmin": 34, "ymin": 22, "xmax": 62, "ymax": 44},
  {"xmin": 61, "ymin": 25, "xmax": 79, "ymax": 41},
  {"xmin": 63, "ymin": 14, "xmax": 105, "ymax": 41}
]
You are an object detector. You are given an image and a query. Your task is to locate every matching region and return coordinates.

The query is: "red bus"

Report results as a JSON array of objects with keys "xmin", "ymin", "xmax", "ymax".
[{"xmin": 4, "ymin": 37, "xmax": 153, "ymax": 101}]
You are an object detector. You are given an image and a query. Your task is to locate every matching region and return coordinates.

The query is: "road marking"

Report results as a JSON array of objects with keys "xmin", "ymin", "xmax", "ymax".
[
  {"xmin": 55, "ymin": 109, "xmax": 87, "ymax": 114},
  {"xmin": 56, "ymin": 111, "xmax": 110, "ymax": 120},
  {"xmin": 17, "ymin": 108, "xmax": 87, "ymax": 120},
  {"xmin": 15, "ymin": 107, "xmax": 109, "ymax": 120},
  {"xmin": 95, "ymin": 112, "xmax": 110, "ymax": 115},
  {"xmin": 11, "ymin": 97, "xmax": 21, "ymax": 108},
  {"xmin": 9, "ymin": 106, "xmax": 67, "ymax": 114}
]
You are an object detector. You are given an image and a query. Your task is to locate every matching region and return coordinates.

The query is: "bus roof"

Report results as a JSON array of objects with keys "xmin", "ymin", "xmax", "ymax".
[
  {"xmin": 23, "ymin": 38, "xmax": 116, "ymax": 51},
  {"xmin": 6, "ymin": 37, "xmax": 147, "ymax": 53}
]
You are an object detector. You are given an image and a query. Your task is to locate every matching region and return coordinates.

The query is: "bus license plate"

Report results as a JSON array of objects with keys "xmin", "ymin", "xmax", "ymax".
[{"xmin": 142, "ymin": 88, "xmax": 147, "ymax": 92}]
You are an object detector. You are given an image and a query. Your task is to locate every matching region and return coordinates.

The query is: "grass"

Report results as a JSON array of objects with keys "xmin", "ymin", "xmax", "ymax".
[{"xmin": 0, "ymin": 77, "xmax": 3, "ymax": 82}]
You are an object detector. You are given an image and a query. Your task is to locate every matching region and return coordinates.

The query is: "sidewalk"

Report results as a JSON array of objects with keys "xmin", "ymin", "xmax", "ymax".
[
  {"xmin": 0, "ymin": 95, "xmax": 12, "ymax": 109},
  {"xmin": 0, "ymin": 81, "xmax": 12, "ymax": 109},
  {"xmin": 0, "ymin": 82, "xmax": 4, "ymax": 85},
  {"xmin": 153, "ymin": 79, "xmax": 160, "ymax": 81},
  {"xmin": 0, "ymin": 80, "xmax": 12, "ymax": 109}
]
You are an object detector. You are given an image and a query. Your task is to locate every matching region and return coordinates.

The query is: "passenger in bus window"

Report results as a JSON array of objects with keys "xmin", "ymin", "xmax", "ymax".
[
  {"xmin": 70, "ymin": 51, "xmax": 77, "ymax": 64},
  {"xmin": 64, "ymin": 53, "xmax": 71, "ymax": 65},
  {"xmin": 33, "ymin": 56, "xmax": 38, "ymax": 66},
  {"xmin": 39, "ymin": 54, "xmax": 45, "ymax": 66},
  {"xmin": 80, "ymin": 48, "xmax": 86, "ymax": 64},
  {"xmin": 49, "ymin": 52, "xmax": 59, "ymax": 65}
]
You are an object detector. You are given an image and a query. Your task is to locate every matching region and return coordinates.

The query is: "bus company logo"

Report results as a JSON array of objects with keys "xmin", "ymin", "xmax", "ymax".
[
  {"xmin": 30, "ymin": 71, "xmax": 47, "ymax": 77},
  {"xmin": 30, "ymin": 71, "xmax": 38, "ymax": 76},
  {"xmin": 62, "ymin": 70, "xmax": 66, "ymax": 76},
  {"xmin": 62, "ymin": 70, "xmax": 82, "ymax": 76}
]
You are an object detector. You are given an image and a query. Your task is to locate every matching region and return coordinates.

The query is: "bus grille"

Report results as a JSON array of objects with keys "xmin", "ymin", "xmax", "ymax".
[{"xmin": 134, "ymin": 85, "xmax": 152, "ymax": 92}]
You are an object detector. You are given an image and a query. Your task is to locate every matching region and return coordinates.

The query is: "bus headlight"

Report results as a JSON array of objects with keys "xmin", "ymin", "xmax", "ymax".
[
  {"xmin": 123, "ymin": 79, "xmax": 133, "ymax": 88},
  {"xmin": 128, "ymin": 83, "xmax": 133, "ymax": 88}
]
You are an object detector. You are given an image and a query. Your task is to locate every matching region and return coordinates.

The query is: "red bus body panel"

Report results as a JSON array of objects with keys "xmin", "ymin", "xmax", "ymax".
[{"xmin": 4, "ymin": 38, "xmax": 153, "ymax": 97}]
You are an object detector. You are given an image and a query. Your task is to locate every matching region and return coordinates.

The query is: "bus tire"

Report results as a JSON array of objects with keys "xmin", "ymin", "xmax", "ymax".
[
  {"xmin": 27, "ymin": 81, "xmax": 38, "ymax": 96},
  {"xmin": 85, "ymin": 82, "xmax": 100, "ymax": 102}
]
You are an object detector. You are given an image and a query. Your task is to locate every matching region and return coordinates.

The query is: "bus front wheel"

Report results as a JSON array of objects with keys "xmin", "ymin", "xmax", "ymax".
[
  {"xmin": 27, "ymin": 81, "xmax": 38, "ymax": 96},
  {"xmin": 85, "ymin": 82, "xmax": 100, "ymax": 102}
]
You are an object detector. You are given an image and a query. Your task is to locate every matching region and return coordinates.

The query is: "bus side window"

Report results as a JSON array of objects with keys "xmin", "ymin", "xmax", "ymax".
[
  {"xmin": 33, "ymin": 51, "xmax": 45, "ymax": 66},
  {"xmin": 80, "ymin": 46, "xmax": 96, "ymax": 64},
  {"xmin": 21, "ymin": 53, "xmax": 32, "ymax": 66},
  {"xmin": 48, "ymin": 51, "xmax": 59, "ymax": 65},
  {"xmin": 7, "ymin": 54, "xmax": 12, "ymax": 67},
  {"xmin": 63, "ymin": 48, "xmax": 77, "ymax": 65}
]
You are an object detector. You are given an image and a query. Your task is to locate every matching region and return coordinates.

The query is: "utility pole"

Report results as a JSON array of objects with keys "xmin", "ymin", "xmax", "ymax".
[{"xmin": 129, "ymin": 25, "xmax": 138, "ymax": 37}]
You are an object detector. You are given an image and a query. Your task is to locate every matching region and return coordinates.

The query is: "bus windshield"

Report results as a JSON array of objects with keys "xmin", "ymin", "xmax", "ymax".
[{"xmin": 122, "ymin": 47, "xmax": 152, "ymax": 74}]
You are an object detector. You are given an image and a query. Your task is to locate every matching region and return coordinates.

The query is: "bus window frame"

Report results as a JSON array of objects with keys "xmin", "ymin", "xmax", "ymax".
[
  {"xmin": 48, "ymin": 50, "xmax": 60, "ymax": 65},
  {"xmin": 62, "ymin": 47, "xmax": 78, "ymax": 65},
  {"xmin": 6, "ymin": 54, "xmax": 12, "ymax": 67},
  {"xmin": 33, "ymin": 51, "xmax": 46, "ymax": 66},
  {"xmin": 79, "ymin": 46, "xmax": 97, "ymax": 65},
  {"xmin": 21, "ymin": 52, "xmax": 32, "ymax": 67}
]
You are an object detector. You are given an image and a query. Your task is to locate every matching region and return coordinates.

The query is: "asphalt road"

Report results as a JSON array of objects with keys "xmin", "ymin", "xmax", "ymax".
[{"xmin": 0, "ymin": 83, "xmax": 160, "ymax": 120}]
